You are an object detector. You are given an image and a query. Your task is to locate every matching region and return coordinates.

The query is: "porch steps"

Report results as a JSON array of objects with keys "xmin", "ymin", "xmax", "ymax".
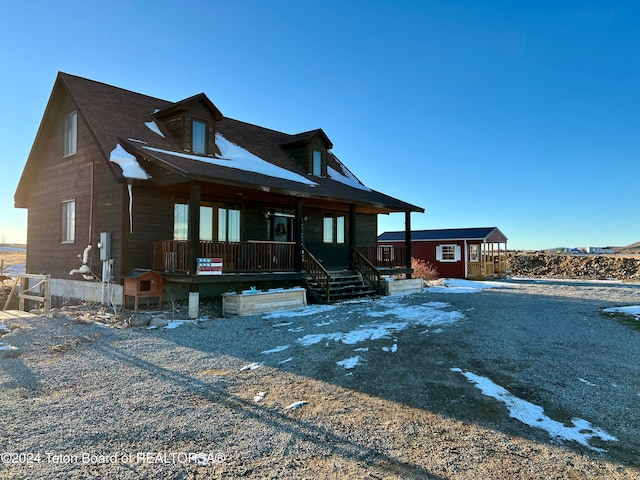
[{"xmin": 305, "ymin": 270, "xmax": 379, "ymax": 304}]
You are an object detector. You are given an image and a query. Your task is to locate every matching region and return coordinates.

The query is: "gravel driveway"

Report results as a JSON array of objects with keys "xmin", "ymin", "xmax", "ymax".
[{"xmin": 1, "ymin": 278, "xmax": 639, "ymax": 479}]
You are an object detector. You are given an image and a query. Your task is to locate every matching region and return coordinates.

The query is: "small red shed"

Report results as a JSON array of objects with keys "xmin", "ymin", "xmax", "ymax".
[{"xmin": 378, "ymin": 227, "xmax": 508, "ymax": 279}]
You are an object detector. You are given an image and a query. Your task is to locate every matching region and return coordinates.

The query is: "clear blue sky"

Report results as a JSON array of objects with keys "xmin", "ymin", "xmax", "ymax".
[{"xmin": 1, "ymin": 0, "xmax": 638, "ymax": 250}]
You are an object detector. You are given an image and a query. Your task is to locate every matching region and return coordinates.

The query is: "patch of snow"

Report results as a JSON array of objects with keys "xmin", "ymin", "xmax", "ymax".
[
  {"xmin": 4, "ymin": 264, "xmax": 25, "ymax": 275},
  {"xmin": 337, "ymin": 356, "xmax": 363, "ymax": 369},
  {"xmin": 261, "ymin": 345, "xmax": 289, "ymax": 355},
  {"xmin": 143, "ymin": 133, "xmax": 318, "ymax": 186},
  {"xmin": 602, "ymin": 305, "xmax": 640, "ymax": 320},
  {"xmin": 427, "ymin": 278, "xmax": 509, "ymax": 294},
  {"xmin": 353, "ymin": 347, "xmax": 369, "ymax": 352},
  {"xmin": 145, "ymin": 121, "xmax": 165, "ymax": 137},
  {"xmin": 578, "ymin": 377, "xmax": 598, "ymax": 387},
  {"xmin": 240, "ymin": 362, "xmax": 262, "ymax": 372},
  {"xmin": 285, "ymin": 401, "xmax": 307, "ymax": 410},
  {"xmin": 164, "ymin": 320, "xmax": 191, "ymax": 329},
  {"xmin": 278, "ymin": 357, "xmax": 293, "ymax": 364},
  {"xmin": 109, "ymin": 143, "xmax": 150, "ymax": 180},
  {"xmin": 253, "ymin": 391, "xmax": 267, "ymax": 403},
  {"xmin": 0, "ymin": 342, "xmax": 17, "ymax": 351},
  {"xmin": 297, "ymin": 302, "xmax": 463, "ymax": 347},
  {"xmin": 382, "ymin": 344, "xmax": 398, "ymax": 353},
  {"xmin": 0, "ymin": 246, "xmax": 26, "ymax": 252},
  {"xmin": 262, "ymin": 304, "xmax": 337, "ymax": 319},
  {"xmin": 451, "ymin": 368, "xmax": 618, "ymax": 452},
  {"xmin": 327, "ymin": 165, "xmax": 371, "ymax": 191}
]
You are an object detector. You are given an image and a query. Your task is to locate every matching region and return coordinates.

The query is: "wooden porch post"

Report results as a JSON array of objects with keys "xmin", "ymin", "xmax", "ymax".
[
  {"xmin": 294, "ymin": 197, "xmax": 303, "ymax": 272},
  {"xmin": 405, "ymin": 211, "xmax": 412, "ymax": 279},
  {"xmin": 349, "ymin": 204, "xmax": 356, "ymax": 268},
  {"xmin": 188, "ymin": 181, "xmax": 201, "ymax": 275}
]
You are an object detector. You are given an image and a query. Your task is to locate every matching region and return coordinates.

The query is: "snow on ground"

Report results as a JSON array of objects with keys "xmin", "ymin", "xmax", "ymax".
[
  {"xmin": 261, "ymin": 345, "xmax": 289, "ymax": 355},
  {"xmin": 426, "ymin": 278, "xmax": 511, "ymax": 293},
  {"xmin": 602, "ymin": 305, "xmax": 640, "ymax": 320},
  {"xmin": 336, "ymin": 356, "xmax": 363, "ymax": 369},
  {"xmin": 296, "ymin": 298, "xmax": 463, "ymax": 348},
  {"xmin": 451, "ymin": 368, "xmax": 618, "ymax": 452}
]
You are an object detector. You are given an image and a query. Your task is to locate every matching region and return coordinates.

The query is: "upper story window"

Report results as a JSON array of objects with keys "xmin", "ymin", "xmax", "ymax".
[
  {"xmin": 63, "ymin": 110, "xmax": 77, "ymax": 157},
  {"xmin": 192, "ymin": 120, "xmax": 207, "ymax": 154},
  {"xmin": 312, "ymin": 150, "xmax": 322, "ymax": 176}
]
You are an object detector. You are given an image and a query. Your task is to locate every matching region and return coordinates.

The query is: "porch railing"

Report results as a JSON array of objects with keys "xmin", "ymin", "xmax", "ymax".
[
  {"xmin": 302, "ymin": 246, "xmax": 331, "ymax": 303},
  {"xmin": 351, "ymin": 247, "xmax": 381, "ymax": 293},
  {"xmin": 356, "ymin": 245, "xmax": 408, "ymax": 269},
  {"xmin": 152, "ymin": 240, "xmax": 296, "ymax": 273},
  {"xmin": 468, "ymin": 259, "xmax": 509, "ymax": 278}
]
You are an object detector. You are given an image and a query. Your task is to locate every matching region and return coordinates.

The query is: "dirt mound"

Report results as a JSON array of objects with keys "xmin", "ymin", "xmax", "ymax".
[{"xmin": 509, "ymin": 252, "xmax": 640, "ymax": 280}]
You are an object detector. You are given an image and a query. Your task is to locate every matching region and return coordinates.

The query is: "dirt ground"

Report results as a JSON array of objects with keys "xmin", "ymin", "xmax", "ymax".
[{"xmin": 1, "ymin": 278, "xmax": 640, "ymax": 479}]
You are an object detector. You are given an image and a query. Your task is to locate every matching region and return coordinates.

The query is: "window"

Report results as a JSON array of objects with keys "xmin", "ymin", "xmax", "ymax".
[
  {"xmin": 323, "ymin": 213, "xmax": 346, "ymax": 244},
  {"xmin": 192, "ymin": 120, "xmax": 207, "ymax": 154},
  {"xmin": 218, "ymin": 207, "xmax": 240, "ymax": 242},
  {"xmin": 174, "ymin": 202, "xmax": 241, "ymax": 241},
  {"xmin": 312, "ymin": 150, "xmax": 322, "ymax": 176},
  {"xmin": 61, "ymin": 200, "xmax": 75, "ymax": 243},
  {"xmin": 336, "ymin": 215, "xmax": 345, "ymax": 244},
  {"xmin": 442, "ymin": 245, "xmax": 456, "ymax": 260},
  {"xmin": 436, "ymin": 244, "xmax": 461, "ymax": 262},
  {"xmin": 173, "ymin": 203, "xmax": 189, "ymax": 240},
  {"xmin": 64, "ymin": 110, "xmax": 77, "ymax": 157},
  {"xmin": 469, "ymin": 244, "xmax": 480, "ymax": 262},
  {"xmin": 323, "ymin": 215, "xmax": 333, "ymax": 243}
]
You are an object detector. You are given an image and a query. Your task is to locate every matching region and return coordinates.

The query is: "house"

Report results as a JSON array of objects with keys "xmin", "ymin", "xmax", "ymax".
[
  {"xmin": 15, "ymin": 72, "xmax": 423, "ymax": 307},
  {"xmin": 377, "ymin": 227, "xmax": 508, "ymax": 279}
]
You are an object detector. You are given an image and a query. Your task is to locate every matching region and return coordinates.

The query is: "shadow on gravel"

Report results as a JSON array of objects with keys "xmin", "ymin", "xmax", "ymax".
[
  {"xmin": 91, "ymin": 341, "xmax": 447, "ymax": 479},
  {"xmin": 113, "ymin": 280, "xmax": 640, "ymax": 470}
]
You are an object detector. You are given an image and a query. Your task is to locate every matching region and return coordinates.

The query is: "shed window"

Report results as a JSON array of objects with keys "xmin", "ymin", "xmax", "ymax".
[
  {"xmin": 63, "ymin": 110, "xmax": 77, "ymax": 157},
  {"xmin": 192, "ymin": 120, "xmax": 207, "ymax": 154},
  {"xmin": 61, "ymin": 200, "xmax": 75, "ymax": 243},
  {"xmin": 436, "ymin": 244, "xmax": 461, "ymax": 262},
  {"xmin": 218, "ymin": 207, "xmax": 241, "ymax": 242}
]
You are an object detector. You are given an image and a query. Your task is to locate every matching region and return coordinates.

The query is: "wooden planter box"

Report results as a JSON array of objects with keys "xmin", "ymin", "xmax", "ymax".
[
  {"xmin": 222, "ymin": 288, "xmax": 307, "ymax": 317},
  {"xmin": 382, "ymin": 278, "xmax": 424, "ymax": 296}
]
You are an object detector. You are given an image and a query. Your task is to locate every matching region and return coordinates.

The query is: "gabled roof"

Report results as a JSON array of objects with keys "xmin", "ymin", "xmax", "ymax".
[
  {"xmin": 16, "ymin": 72, "xmax": 423, "ymax": 214},
  {"xmin": 280, "ymin": 129, "xmax": 333, "ymax": 149},
  {"xmin": 153, "ymin": 92, "xmax": 223, "ymax": 121},
  {"xmin": 378, "ymin": 227, "xmax": 508, "ymax": 243}
]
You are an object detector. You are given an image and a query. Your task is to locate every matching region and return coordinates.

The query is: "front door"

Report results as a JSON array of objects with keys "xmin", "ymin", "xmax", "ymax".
[{"xmin": 272, "ymin": 215, "xmax": 292, "ymax": 242}]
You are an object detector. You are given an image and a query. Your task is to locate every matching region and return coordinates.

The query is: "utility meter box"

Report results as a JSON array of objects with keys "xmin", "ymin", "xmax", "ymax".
[{"xmin": 99, "ymin": 232, "xmax": 111, "ymax": 261}]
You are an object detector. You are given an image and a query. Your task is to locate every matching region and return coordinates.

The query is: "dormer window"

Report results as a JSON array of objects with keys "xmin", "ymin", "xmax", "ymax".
[
  {"xmin": 192, "ymin": 120, "xmax": 207, "ymax": 154},
  {"xmin": 312, "ymin": 150, "xmax": 322, "ymax": 176}
]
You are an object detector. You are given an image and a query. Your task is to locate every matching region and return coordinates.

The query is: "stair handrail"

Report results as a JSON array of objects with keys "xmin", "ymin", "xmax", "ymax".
[
  {"xmin": 302, "ymin": 246, "xmax": 331, "ymax": 303},
  {"xmin": 351, "ymin": 247, "xmax": 381, "ymax": 294}
]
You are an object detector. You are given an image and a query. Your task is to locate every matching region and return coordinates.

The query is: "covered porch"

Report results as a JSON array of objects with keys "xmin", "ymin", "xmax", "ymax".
[
  {"xmin": 151, "ymin": 240, "xmax": 410, "ymax": 276},
  {"xmin": 466, "ymin": 237, "xmax": 509, "ymax": 280}
]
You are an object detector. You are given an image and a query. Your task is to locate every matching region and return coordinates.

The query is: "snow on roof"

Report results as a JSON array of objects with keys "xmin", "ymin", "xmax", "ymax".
[
  {"xmin": 328, "ymin": 165, "xmax": 371, "ymax": 191},
  {"xmin": 109, "ymin": 144, "xmax": 150, "ymax": 180},
  {"xmin": 144, "ymin": 121, "xmax": 165, "ymax": 137},
  {"xmin": 143, "ymin": 133, "xmax": 318, "ymax": 186}
]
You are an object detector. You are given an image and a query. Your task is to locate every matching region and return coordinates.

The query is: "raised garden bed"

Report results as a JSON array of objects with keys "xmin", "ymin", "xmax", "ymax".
[
  {"xmin": 222, "ymin": 287, "xmax": 307, "ymax": 317},
  {"xmin": 382, "ymin": 278, "xmax": 424, "ymax": 296}
]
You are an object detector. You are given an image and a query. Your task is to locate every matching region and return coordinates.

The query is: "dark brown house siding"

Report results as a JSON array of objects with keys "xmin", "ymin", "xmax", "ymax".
[{"xmin": 26, "ymin": 93, "xmax": 95, "ymax": 278}]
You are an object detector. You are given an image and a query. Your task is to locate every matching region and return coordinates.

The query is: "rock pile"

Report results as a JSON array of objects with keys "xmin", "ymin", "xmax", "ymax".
[{"xmin": 509, "ymin": 253, "xmax": 640, "ymax": 281}]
